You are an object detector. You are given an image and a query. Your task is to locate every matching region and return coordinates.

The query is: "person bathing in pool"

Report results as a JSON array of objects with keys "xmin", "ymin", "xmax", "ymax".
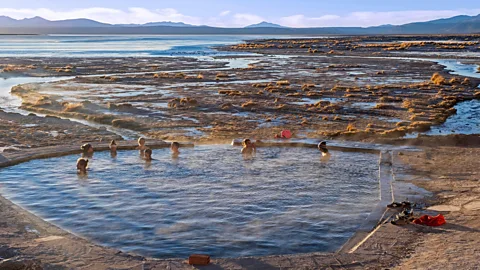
[
  {"xmin": 318, "ymin": 141, "xmax": 331, "ymax": 162},
  {"xmin": 171, "ymin": 142, "xmax": 180, "ymax": 158},
  {"xmin": 81, "ymin": 143, "xmax": 94, "ymax": 158},
  {"xmin": 144, "ymin": 148, "xmax": 153, "ymax": 161},
  {"xmin": 241, "ymin": 139, "xmax": 256, "ymax": 156},
  {"xmin": 76, "ymin": 158, "xmax": 89, "ymax": 174},
  {"xmin": 137, "ymin": 137, "xmax": 147, "ymax": 157},
  {"xmin": 318, "ymin": 141, "xmax": 330, "ymax": 156},
  {"xmin": 109, "ymin": 140, "xmax": 117, "ymax": 158}
]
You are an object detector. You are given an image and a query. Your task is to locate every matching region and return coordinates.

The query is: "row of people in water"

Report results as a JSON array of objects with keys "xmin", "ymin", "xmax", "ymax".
[
  {"xmin": 76, "ymin": 137, "xmax": 180, "ymax": 173},
  {"xmin": 240, "ymin": 138, "xmax": 329, "ymax": 155},
  {"xmin": 77, "ymin": 137, "xmax": 330, "ymax": 172}
]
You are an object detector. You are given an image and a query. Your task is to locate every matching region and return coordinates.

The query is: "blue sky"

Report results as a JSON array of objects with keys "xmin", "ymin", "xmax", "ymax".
[{"xmin": 0, "ymin": 0, "xmax": 479, "ymax": 27}]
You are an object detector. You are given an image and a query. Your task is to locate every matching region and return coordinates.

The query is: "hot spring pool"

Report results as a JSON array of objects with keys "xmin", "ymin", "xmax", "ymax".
[{"xmin": 0, "ymin": 145, "xmax": 379, "ymax": 258}]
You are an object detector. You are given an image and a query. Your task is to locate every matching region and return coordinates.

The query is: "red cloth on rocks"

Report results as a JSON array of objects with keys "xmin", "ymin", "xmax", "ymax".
[
  {"xmin": 274, "ymin": 130, "xmax": 292, "ymax": 139},
  {"xmin": 281, "ymin": 130, "xmax": 292, "ymax": 139},
  {"xmin": 412, "ymin": 214, "xmax": 446, "ymax": 226}
]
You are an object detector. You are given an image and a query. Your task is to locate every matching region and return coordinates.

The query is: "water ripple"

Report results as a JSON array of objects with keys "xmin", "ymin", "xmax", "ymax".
[{"xmin": 0, "ymin": 145, "xmax": 379, "ymax": 258}]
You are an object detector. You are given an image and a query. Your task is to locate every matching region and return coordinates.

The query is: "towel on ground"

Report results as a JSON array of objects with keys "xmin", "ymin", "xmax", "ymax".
[{"xmin": 412, "ymin": 214, "xmax": 446, "ymax": 226}]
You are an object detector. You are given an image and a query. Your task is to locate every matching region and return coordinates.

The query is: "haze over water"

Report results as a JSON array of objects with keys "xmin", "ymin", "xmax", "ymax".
[{"xmin": 0, "ymin": 35, "xmax": 285, "ymax": 57}]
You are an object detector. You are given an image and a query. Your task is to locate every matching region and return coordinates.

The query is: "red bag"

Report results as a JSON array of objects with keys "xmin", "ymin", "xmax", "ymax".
[{"xmin": 412, "ymin": 214, "xmax": 446, "ymax": 226}]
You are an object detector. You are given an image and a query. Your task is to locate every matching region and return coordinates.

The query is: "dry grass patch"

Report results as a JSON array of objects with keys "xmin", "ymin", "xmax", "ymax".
[
  {"xmin": 216, "ymin": 72, "xmax": 229, "ymax": 80},
  {"xmin": 276, "ymin": 80, "xmax": 290, "ymax": 86},
  {"xmin": 175, "ymin": 72, "xmax": 186, "ymax": 79},
  {"xmin": 168, "ymin": 97, "xmax": 198, "ymax": 108},
  {"xmin": 449, "ymin": 77, "xmax": 460, "ymax": 84},
  {"xmin": 374, "ymin": 103, "xmax": 395, "ymax": 109},
  {"xmin": 346, "ymin": 123, "xmax": 356, "ymax": 132},
  {"xmin": 86, "ymin": 114, "xmax": 116, "ymax": 125},
  {"xmin": 218, "ymin": 90, "xmax": 242, "ymax": 96},
  {"xmin": 380, "ymin": 96, "xmax": 402, "ymax": 102},
  {"xmin": 252, "ymin": 83, "xmax": 268, "ymax": 88},
  {"xmin": 33, "ymin": 96, "xmax": 52, "ymax": 106},
  {"xmin": 461, "ymin": 78, "xmax": 471, "ymax": 86},
  {"xmin": 301, "ymin": 83, "xmax": 315, "ymax": 91},
  {"xmin": 1, "ymin": 64, "xmax": 36, "ymax": 72},
  {"xmin": 431, "ymin": 73, "xmax": 446, "ymax": 85},
  {"xmin": 111, "ymin": 118, "xmax": 144, "ymax": 131},
  {"xmin": 241, "ymin": 100, "xmax": 257, "ymax": 109},
  {"xmin": 380, "ymin": 127, "xmax": 409, "ymax": 137},
  {"xmin": 344, "ymin": 93, "xmax": 362, "ymax": 98},
  {"xmin": 396, "ymin": 121, "xmax": 410, "ymax": 127},
  {"xmin": 402, "ymin": 99, "xmax": 415, "ymax": 109},
  {"xmin": 220, "ymin": 103, "xmax": 232, "ymax": 110},
  {"xmin": 62, "ymin": 102, "xmax": 84, "ymax": 112},
  {"xmin": 265, "ymin": 86, "xmax": 280, "ymax": 93},
  {"xmin": 306, "ymin": 92, "xmax": 323, "ymax": 97},
  {"xmin": 314, "ymin": 101, "xmax": 331, "ymax": 108},
  {"xmin": 409, "ymin": 121, "xmax": 433, "ymax": 132}
]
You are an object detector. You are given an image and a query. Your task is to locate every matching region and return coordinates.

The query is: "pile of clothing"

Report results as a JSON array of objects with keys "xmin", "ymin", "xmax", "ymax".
[{"xmin": 388, "ymin": 201, "xmax": 446, "ymax": 226}]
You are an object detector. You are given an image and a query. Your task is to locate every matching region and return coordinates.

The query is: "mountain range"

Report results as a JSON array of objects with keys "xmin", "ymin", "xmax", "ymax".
[
  {"xmin": 245, "ymin": 21, "xmax": 288, "ymax": 28},
  {"xmin": 0, "ymin": 14, "xmax": 479, "ymax": 34}
]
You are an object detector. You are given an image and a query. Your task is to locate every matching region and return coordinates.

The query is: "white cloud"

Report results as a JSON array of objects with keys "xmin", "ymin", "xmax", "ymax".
[
  {"xmin": 219, "ymin": 10, "xmax": 231, "ymax": 17},
  {"xmin": 277, "ymin": 9, "xmax": 480, "ymax": 27},
  {"xmin": 232, "ymin": 13, "xmax": 265, "ymax": 27},
  {"xmin": 0, "ymin": 7, "xmax": 479, "ymax": 27},
  {"xmin": 0, "ymin": 7, "xmax": 202, "ymax": 25},
  {"xmin": 0, "ymin": 7, "xmax": 264, "ymax": 27},
  {"xmin": 279, "ymin": 14, "xmax": 341, "ymax": 28}
]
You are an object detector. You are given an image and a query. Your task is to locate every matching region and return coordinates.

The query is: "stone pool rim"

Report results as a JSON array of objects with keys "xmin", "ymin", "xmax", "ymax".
[{"xmin": 0, "ymin": 139, "xmax": 416, "ymax": 259}]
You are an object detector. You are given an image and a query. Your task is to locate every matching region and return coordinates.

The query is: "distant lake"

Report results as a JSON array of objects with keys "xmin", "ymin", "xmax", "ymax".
[{"xmin": 0, "ymin": 35, "xmax": 312, "ymax": 58}]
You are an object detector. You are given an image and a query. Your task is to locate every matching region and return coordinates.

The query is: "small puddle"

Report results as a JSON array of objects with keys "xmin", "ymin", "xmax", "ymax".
[
  {"xmin": 351, "ymin": 102, "xmax": 377, "ymax": 109},
  {"xmin": 377, "ymin": 117, "xmax": 403, "ymax": 123},
  {"xmin": 347, "ymin": 71, "xmax": 366, "ymax": 76},
  {"xmin": 291, "ymin": 97, "xmax": 344, "ymax": 105}
]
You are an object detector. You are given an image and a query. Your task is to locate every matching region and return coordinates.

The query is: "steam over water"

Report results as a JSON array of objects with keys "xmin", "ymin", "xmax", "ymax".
[{"xmin": 0, "ymin": 35, "xmax": 261, "ymax": 57}]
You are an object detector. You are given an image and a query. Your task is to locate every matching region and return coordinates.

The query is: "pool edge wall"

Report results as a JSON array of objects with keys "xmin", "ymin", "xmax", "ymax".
[
  {"xmin": 338, "ymin": 150, "xmax": 394, "ymax": 253},
  {"xmin": 0, "ymin": 139, "xmax": 419, "ymax": 260}
]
